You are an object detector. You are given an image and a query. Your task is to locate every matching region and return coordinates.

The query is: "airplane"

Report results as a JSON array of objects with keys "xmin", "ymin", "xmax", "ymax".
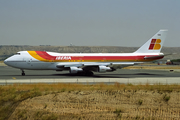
[{"xmin": 4, "ymin": 30, "xmax": 167, "ymax": 76}]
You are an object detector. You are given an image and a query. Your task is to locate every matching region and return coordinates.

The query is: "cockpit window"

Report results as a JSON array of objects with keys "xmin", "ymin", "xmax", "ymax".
[{"xmin": 15, "ymin": 53, "xmax": 20, "ymax": 55}]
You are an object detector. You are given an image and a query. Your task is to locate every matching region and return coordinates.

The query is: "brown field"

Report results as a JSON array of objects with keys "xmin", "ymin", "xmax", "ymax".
[
  {"xmin": 1, "ymin": 83, "xmax": 180, "ymax": 120},
  {"xmin": 124, "ymin": 65, "xmax": 180, "ymax": 70}
]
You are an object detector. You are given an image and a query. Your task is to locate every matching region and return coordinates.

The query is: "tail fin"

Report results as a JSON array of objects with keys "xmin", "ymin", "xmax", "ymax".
[{"xmin": 134, "ymin": 30, "xmax": 168, "ymax": 53}]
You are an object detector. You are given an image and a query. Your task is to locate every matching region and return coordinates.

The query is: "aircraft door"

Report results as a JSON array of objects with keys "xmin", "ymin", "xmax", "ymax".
[{"xmin": 23, "ymin": 57, "xmax": 32, "ymax": 66}]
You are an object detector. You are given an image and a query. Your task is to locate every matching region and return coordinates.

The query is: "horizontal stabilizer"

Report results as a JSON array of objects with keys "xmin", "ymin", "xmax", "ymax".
[{"xmin": 144, "ymin": 55, "xmax": 164, "ymax": 60}]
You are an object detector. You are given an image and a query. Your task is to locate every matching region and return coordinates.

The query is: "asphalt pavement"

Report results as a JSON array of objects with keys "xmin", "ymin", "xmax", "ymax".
[{"xmin": 0, "ymin": 66, "xmax": 180, "ymax": 85}]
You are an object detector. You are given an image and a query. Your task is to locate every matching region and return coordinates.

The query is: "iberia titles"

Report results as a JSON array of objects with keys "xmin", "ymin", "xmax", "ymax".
[{"xmin": 55, "ymin": 56, "xmax": 71, "ymax": 60}]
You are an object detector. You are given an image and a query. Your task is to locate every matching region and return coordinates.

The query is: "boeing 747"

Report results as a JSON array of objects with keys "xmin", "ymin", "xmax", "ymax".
[{"xmin": 4, "ymin": 30, "xmax": 168, "ymax": 76}]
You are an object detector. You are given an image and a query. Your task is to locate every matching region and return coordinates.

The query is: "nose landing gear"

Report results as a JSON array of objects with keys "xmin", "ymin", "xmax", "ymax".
[{"xmin": 21, "ymin": 70, "xmax": 25, "ymax": 76}]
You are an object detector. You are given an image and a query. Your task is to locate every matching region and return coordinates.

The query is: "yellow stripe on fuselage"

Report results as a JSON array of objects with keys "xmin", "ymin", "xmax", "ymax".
[{"xmin": 28, "ymin": 51, "xmax": 48, "ymax": 62}]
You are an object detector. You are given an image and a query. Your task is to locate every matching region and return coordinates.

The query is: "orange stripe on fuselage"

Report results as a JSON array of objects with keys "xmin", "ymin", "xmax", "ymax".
[{"xmin": 28, "ymin": 51, "xmax": 49, "ymax": 62}]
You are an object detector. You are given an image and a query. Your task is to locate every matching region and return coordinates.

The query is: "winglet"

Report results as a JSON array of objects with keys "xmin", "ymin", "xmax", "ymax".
[{"xmin": 134, "ymin": 30, "xmax": 168, "ymax": 53}]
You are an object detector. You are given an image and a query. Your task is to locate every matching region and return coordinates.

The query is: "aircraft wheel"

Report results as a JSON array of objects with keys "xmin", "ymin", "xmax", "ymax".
[
  {"xmin": 22, "ymin": 72, "xmax": 25, "ymax": 76},
  {"xmin": 21, "ymin": 70, "xmax": 25, "ymax": 76}
]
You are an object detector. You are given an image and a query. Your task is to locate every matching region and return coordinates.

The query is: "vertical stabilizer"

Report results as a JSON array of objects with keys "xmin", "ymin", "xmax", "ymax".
[{"xmin": 134, "ymin": 30, "xmax": 168, "ymax": 53}]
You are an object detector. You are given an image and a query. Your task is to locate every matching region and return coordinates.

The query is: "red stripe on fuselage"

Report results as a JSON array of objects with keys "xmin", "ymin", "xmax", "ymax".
[
  {"xmin": 34, "ymin": 51, "xmax": 161, "ymax": 62},
  {"xmin": 36, "ymin": 51, "xmax": 56, "ymax": 60}
]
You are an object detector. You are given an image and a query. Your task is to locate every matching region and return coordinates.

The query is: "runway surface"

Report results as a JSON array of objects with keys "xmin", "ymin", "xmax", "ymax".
[{"xmin": 0, "ymin": 66, "xmax": 180, "ymax": 85}]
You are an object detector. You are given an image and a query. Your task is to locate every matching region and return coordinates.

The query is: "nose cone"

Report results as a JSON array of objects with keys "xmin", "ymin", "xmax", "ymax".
[
  {"xmin": 4, "ymin": 56, "xmax": 16, "ymax": 67},
  {"xmin": 4, "ymin": 57, "xmax": 10, "ymax": 66}
]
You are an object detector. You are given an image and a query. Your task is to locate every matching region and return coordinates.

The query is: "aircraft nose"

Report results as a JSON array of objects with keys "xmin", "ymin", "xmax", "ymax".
[
  {"xmin": 4, "ymin": 57, "xmax": 12, "ymax": 66},
  {"xmin": 4, "ymin": 58, "xmax": 9, "ymax": 65}
]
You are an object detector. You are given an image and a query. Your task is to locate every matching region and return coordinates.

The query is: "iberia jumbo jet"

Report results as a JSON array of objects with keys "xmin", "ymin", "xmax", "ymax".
[{"xmin": 4, "ymin": 30, "xmax": 167, "ymax": 76}]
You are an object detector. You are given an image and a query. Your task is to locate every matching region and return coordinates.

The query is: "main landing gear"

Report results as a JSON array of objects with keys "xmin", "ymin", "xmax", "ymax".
[
  {"xmin": 85, "ymin": 71, "xmax": 94, "ymax": 76},
  {"xmin": 77, "ymin": 71, "xmax": 94, "ymax": 76},
  {"xmin": 21, "ymin": 70, "xmax": 25, "ymax": 76}
]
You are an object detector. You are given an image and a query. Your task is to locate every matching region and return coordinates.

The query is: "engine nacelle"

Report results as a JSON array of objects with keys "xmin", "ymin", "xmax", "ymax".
[
  {"xmin": 98, "ymin": 66, "xmax": 112, "ymax": 73},
  {"xmin": 69, "ymin": 67, "xmax": 83, "ymax": 74}
]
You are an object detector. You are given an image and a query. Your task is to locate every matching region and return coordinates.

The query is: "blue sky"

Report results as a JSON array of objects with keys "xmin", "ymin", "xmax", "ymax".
[{"xmin": 0, "ymin": 0, "xmax": 180, "ymax": 47}]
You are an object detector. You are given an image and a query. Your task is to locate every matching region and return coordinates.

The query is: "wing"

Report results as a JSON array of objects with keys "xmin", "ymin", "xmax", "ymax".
[{"xmin": 56, "ymin": 62, "xmax": 135, "ymax": 73}]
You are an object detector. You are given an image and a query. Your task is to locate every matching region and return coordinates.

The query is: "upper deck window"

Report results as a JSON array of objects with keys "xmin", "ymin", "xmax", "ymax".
[{"xmin": 15, "ymin": 53, "xmax": 20, "ymax": 55}]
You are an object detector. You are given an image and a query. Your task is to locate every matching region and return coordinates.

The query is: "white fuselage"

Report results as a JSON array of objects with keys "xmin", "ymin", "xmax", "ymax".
[{"xmin": 4, "ymin": 51, "xmax": 163, "ymax": 70}]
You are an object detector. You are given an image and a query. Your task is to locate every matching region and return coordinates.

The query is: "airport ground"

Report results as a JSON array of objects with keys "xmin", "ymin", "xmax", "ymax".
[
  {"xmin": 1, "ymin": 62, "xmax": 180, "ymax": 119},
  {"xmin": 1, "ymin": 62, "xmax": 180, "ymax": 85}
]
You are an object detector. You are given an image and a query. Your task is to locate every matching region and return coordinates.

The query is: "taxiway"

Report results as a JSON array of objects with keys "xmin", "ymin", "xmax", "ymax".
[{"xmin": 0, "ymin": 66, "xmax": 180, "ymax": 85}]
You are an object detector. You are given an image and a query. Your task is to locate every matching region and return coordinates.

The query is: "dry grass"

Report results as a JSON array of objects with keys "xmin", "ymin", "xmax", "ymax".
[
  {"xmin": 124, "ymin": 65, "xmax": 180, "ymax": 69},
  {"xmin": 1, "ymin": 83, "xmax": 180, "ymax": 120},
  {"xmin": 0, "ymin": 63, "xmax": 6, "ymax": 67},
  {"xmin": 2, "ymin": 83, "xmax": 180, "ymax": 92}
]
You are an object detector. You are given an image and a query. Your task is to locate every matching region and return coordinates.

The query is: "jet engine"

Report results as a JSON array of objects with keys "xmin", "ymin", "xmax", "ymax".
[
  {"xmin": 69, "ymin": 67, "xmax": 83, "ymax": 73},
  {"xmin": 98, "ymin": 66, "xmax": 112, "ymax": 73}
]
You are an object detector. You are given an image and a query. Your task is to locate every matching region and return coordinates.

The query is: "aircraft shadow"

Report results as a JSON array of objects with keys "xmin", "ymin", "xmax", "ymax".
[
  {"xmin": 0, "ymin": 73, "xmax": 165, "ymax": 79},
  {"xmin": 52, "ymin": 72, "xmax": 164, "ymax": 78}
]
